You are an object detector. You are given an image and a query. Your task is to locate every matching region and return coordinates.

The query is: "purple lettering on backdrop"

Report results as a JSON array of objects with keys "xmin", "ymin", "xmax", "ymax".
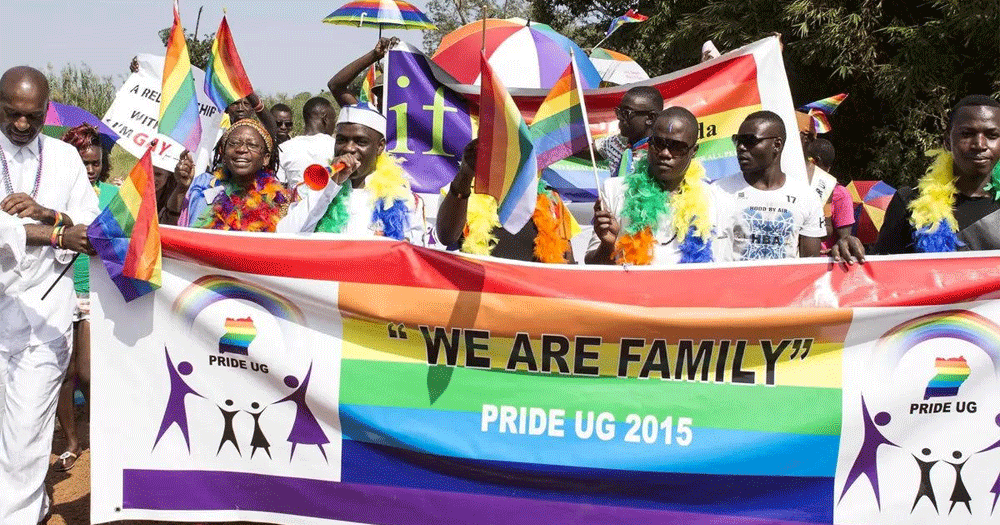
[{"xmin": 385, "ymin": 47, "xmax": 473, "ymax": 193}]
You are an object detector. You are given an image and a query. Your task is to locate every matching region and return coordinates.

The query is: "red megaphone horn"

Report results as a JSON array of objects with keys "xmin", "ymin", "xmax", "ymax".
[{"xmin": 303, "ymin": 160, "xmax": 348, "ymax": 190}]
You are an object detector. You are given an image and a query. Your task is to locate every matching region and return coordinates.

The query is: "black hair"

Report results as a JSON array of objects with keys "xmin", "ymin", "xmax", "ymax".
[
  {"xmin": 624, "ymin": 85, "xmax": 663, "ymax": 110},
  {"xmin": 270, "ymin": 103, "xmax": 292, "ymax": 114},
  {"xmin": 743, "ymin": 110, "xmax": 786, "ymax": 140},
  {"xmin": 302, "ymin": 97, "xmax": 334, "ymax": 121},
  {"xmin": 807, "ymin": 138, "xmax": 835, "ymax": 170},
  {"xmin": 947, "ymin": 95, "xmax": 1000, "ymax": 132},
  {"xmin": 657, "ymin": 106, "xmax": 699, "ymax": 145}
]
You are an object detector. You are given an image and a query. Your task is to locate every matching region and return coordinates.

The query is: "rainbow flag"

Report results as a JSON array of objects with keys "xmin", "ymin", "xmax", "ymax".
[
  {"xmin": 605, "ymin": 9, "xmax": 648, "ymax": 38},
  {"xmin": 923, "ymin": 356, "xmax": 971, "ymax": 399},
  {"xmin": 204, "ymin": 14, "xmax": 254, "ymax": 111},
  {"xmin": 219, "ymin": 317, "xmax": 257, "ymax": 355},
  {"xmin": 358, "ymin": 64, "xmax": 376, "ymax": 104},
  {"xmin": 529, "ymin": 55, "xmax": 591, "ymax": 171},
  {"xmin": 87, "ymin": 144, "xmax": 162, "ymax": 302},
  {"xmin": 158, "ymin": 0, "xmax": 202, "ymax": 152},
  {"xmin": 799, "ymin": 93, "xmax": 848, "ymax": 115},
  {"xmin": 475, "ymin": 51, "xmax": 538, "ymax": 233}
]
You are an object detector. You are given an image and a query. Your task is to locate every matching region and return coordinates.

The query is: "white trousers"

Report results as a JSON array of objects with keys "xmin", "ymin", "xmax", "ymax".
[{"xmin": 0, "ymin": 330, "xmax": 72, "ymax": 525}]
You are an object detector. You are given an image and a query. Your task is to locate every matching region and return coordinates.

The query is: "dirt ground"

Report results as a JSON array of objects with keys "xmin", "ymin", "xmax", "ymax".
[{"xmin": 45, "ymin": 410, "xmax": 91, "ymax": 525}]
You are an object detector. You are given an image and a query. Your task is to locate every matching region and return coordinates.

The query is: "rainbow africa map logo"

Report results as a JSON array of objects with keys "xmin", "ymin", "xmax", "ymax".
[{"xmin": 924, "ymin": 356, "xmax": 971, "ymax": 400}]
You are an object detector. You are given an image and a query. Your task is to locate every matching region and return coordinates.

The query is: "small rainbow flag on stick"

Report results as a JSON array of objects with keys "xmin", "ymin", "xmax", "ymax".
[
  {"xmin": 87, "ymin": 144, "xmax": 162, "ymax": 302},
  {"xmin": 530, "ymin": 57, "xmax": 590, "ymax": 171},
  {"xmin": 798, "ymin": 93, "xmax": 847, "ymax": 134},
  {"xmin": 605, "ymin": 9, "xmax": 648, "ymax": 39},
  {"xmin": 475, "ymin": 51, "xmax": 538, "ymax": 233},
  {"xmin": 359, "ymin": 64, "xmax": 376, "ymax": 104},
  {"xmin": 204, "ymin": 14, "xmax": 255, "ymax": 110},
  {"xmin": 159, "ymin": 0, "xmax": 202, "ymax": 152}
]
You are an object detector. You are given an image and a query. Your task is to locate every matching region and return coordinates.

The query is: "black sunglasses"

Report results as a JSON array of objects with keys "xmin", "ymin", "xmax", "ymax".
[
  {"xmin": 731, "ymin": 134, "xmax": 781, "ymax": 148},
  {"xmin": 615, "ymin": 106, "xmax": 654, "ymax": 121},
  {"xmin": 650, "ymin": 136, "xmax": 694, "ymax": 156}
]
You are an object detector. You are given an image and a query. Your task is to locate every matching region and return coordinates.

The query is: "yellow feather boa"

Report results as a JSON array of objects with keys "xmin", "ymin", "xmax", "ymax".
[
  {"xmin": 908, "ymin": 150, "xmax": 958, "ymax": 233},
  {"xmin": 365, "ymin": 152, "xmax": 415, "ymax": 210}
]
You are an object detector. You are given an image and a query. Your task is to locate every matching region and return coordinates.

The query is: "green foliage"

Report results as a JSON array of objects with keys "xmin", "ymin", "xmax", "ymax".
[
  {"xmin": 260, "ymin": 91, "xmax": 339, "ymax": 138},
  {"xmin": 158, "ymin": 28, "xmax": 215, "ymax": 70},
  {"xmin": 425, "ymin": 0, "xmax": 1000, "ymax": 190},
  {"xmin": 44, "ymin": 63, "xmax": 120, "ymax": 119}
]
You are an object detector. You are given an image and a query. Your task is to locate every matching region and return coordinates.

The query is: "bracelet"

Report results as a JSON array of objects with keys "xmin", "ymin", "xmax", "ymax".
[
  {"xmin": 50, "ymin": 225, "xmax": 64, "ymax": 248},
  {"xmin": 53, "ymin": 211, "xmax": 64, "ymax": 227}
]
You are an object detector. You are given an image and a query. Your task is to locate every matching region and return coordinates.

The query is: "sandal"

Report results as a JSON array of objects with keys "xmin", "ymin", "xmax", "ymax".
[{"xmin": 53, "ymin": 450, "xmax": 78, "ymax": 472}]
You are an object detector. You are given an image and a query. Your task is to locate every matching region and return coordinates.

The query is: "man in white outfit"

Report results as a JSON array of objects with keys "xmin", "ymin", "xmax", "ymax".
[
  {"xmin": 276, "ymin": 97, "xmax": 337, "ymax": 188},
  {"xmin": 0, "ymin": 66, "xmax": 99, "ymax": 525}
]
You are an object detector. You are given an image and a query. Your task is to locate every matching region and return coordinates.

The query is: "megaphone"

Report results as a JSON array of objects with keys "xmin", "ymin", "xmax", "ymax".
[{"xmin": 303, "ymin": 160, "xmax": 348, "ymax": 190}]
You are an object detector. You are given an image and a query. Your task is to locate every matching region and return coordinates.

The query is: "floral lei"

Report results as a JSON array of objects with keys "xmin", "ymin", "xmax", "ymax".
[
  {"xmin": 195, "ymin": 169, "xmax": 290, "ymax": 232},
  {"xmin": 460, "ymin": 179, "xmax": 572, "ymax": 264},
  {"xmin": 908, "ymin": 150, "xmax": 1000, "ymax": 252},
  {"xmin": 614, "ymin": 157, "xmax": 713, "ymax": 265},
  {"xmin": 314, "ymin": 152, "xmax": 414, "ymax": 240}
]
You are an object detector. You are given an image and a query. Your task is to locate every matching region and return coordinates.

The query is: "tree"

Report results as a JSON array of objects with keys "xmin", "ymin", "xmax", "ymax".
[
  {"xmin": 158, "ymin": 28, "xmax": 215, "ymax": 70},
  {"xmin": 45, "ymin": 63, "xmax": 120, "ymax": 119},
  {"xmin": 422, "ymin": 0, "xmax": 532, "ymax": 53},
  {"xmin": 423, "ymin": 0, "xmax": 1000, "ymax": 190}
]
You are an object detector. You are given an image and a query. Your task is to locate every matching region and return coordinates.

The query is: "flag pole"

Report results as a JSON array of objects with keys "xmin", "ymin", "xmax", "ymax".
[
  {"xmin": 41, "ymin": 253, "xmax": 80, "ymax": 300},
  {"xmin": 481, "ymin": 4, "xmax": 487, "ymax": 51},
  {"xmin": 569, "ymin": 49, "xmax": 605, "ymax": 207}
]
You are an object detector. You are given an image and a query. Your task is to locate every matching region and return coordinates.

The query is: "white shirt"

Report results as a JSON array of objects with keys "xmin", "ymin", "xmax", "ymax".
[
  {"xmin": 713, "ymin": 172, "xmax": 826, "ymax": 260},
  {"xmin": 276, "ymin": 133, "xmax": 338, "ymax": 188},
  {"xmin": 0, "ymin": 133, "xmax": 100, "ymax": 345},
  {"xmin": 0, "ymin": 210, "xmax": 28, "ymax": 352},
  {"xmin": 587, "ymin": 176, "xmax": 733, "ymax": 265},
  {"xmin": 277, "ymin": 178, "xmax": 430, "ymax": 246}
]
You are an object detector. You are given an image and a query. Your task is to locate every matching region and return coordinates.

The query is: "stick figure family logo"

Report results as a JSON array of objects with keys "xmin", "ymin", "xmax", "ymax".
[
  {"xmin": 840, "ymin": 309, "xmax": 1000, "ymax": 516},
  {"xmin": 151, "ymin": 275, "xmax": 328, "ymax": 462}
]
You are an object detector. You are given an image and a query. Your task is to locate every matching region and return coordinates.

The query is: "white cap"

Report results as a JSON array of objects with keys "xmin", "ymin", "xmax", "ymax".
[{"xmin": 338, "ymin": 103, "xmax": 386, "ymax": 137}]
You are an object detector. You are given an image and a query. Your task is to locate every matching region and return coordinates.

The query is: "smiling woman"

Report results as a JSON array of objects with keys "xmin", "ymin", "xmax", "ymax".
[{"xmin": 177, "ymin": 118, "xmax": 291, "ymax": 231}]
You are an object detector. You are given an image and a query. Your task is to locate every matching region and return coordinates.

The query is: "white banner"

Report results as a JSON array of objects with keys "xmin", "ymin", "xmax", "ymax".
[{"xmin": 102, "ymin": 53, "xmax": 223, "ymax": 173}]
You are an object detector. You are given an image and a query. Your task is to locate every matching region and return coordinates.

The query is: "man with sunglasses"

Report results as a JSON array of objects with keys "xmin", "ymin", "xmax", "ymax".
[
  {"xmin": 713, "ymin": 111, "xmax": 827, "ymax": 260},
  {"xmin": 587, "ymin": 107, "xmax": 732, "ymax": 265},
  {"xmin": 597, "ymin": 86, "xmax": 663, "ymax": 178}
]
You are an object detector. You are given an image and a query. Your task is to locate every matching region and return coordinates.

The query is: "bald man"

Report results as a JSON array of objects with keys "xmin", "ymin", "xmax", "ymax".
[
  {"xmin": 0, "ymin": 66, "xmax": 100, "ymax": 525},
  {"xmin": 276, "ymin": 97, "xmax": 338, "ymax": 188}
]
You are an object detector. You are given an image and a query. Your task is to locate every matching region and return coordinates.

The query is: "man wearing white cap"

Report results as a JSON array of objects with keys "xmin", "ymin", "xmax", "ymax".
[{"xmin": 277, "ymin": 103, "xmax": 429, "ymax": 245}]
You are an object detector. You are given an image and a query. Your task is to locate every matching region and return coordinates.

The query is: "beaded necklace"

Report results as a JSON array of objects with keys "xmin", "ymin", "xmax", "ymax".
[{"xmin": 0, "ymin": 137, "xmax": 44, "ymax": 198}]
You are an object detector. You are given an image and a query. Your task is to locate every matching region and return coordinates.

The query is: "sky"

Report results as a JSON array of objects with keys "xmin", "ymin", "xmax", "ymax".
[{"xmin": 0, "ymin": 0, "xmax": 434, "ymax": 96}]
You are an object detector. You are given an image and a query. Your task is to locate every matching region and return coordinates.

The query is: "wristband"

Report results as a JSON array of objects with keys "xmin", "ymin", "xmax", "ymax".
[
  {"xmin": 53, "ymin": 211, "xmax": 64, "ymax": 227},
  {"xmin": 57, "ymin": 228, "xmax": 65, "ymax": 249},
  {"xmin": 50, "ymin": 225, "xmax": 64, "ymax": 248}
]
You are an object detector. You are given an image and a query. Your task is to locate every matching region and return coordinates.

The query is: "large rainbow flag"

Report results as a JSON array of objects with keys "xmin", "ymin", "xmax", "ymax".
[
  {"xmin": 529, "ymin": 56, "xmax": 591, "ymax": 171},
  {"xmin": 204, "ymin": 14, "xmax": 254, "ymax": 111},
  {"xmin": 87, "ymin": 144, "xmax": 162, "ymax": 302},
  {"xmin": 158, "ymin": 0, "xmax": 202, "ymax": 152},
  {"xmin": 475, "ymin": 51, "xmax": 538, "ymax": 233}
]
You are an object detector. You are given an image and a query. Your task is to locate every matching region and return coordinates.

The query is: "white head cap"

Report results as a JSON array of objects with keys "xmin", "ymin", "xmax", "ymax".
[{"xmin": 337, "ymin": 102, "xmax": 386, "ymax": 137}]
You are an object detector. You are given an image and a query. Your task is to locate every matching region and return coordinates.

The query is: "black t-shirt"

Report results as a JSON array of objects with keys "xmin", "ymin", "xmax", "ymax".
[
  {"xmin": 491, "ymin": 220, "xmax": 541, "ymax": 262},
  {"xmin": 874, "ymin": 186, "xmax": 1000, "ymax": 254}
]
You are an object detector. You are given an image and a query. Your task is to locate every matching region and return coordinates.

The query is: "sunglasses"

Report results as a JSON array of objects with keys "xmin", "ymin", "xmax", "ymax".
[
  {"xmin": 650, "ymin": 136, "xmax": 694, "ymax": 156},
  {"xmin": 275, "ymin": 120, "xmax": 293, "ymax": 128},
  {"xmin": 731, "ymin": 134, "xmax": 781, "ymax": 148},
  {"xmin": 615, "ymin": 106, "xmax": 654, "ymax": 121}
]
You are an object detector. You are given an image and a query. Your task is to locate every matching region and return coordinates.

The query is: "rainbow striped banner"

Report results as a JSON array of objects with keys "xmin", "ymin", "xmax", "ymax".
[
  {"xmin": 529, "ymin": 56, "xmax": 590, "ymax": 171},
  {"xmin": 87, "ymin": 144, "xmax": 162, "ymax": 302},
  {"xmin": 158, "ymin": 0, "xmax": 202, "ymax": 152},
  {"xmin": 90, "ymin": 231, "xmax": 1000, "ymax": 525},
  {"xmin": 475, "ymin": 51, "xmax": 538, "ymax": 232},
  {"xmin": 204, "ymin": 14, "xmax": 254, "ymax": 111}
]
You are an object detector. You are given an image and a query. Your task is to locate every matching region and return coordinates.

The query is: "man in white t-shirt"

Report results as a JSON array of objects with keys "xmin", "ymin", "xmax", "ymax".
[
  {"xmin": 587, "ymin": 108, "xmax": 732, "ymax": 265},
  {"xmin": 713, "ymin": 111, "xmax": 826, "ymax": 260},
  {"xmin": 276, "ymin": 97, "xmax": 338, "ymax": 188}
]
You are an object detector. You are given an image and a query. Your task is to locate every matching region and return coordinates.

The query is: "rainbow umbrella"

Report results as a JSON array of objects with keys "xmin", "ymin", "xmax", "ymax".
[
  {"xmin": 42, "ymin": 101, "xmax": 120, "ymax": 151},
  {"xmin": 590, "ymin": 48, "xmax": 649, "ymax": 85},
  {"xmin": 433, "ymin": 18, "xmax": 602, "ymax": 89},
  {"xmin": 847, "ymin": 180, "xmax": 896, "ymax": 244},
  {"xmin": 323, "ymin": 0, "xmax": 436, "ymax": 38}
]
